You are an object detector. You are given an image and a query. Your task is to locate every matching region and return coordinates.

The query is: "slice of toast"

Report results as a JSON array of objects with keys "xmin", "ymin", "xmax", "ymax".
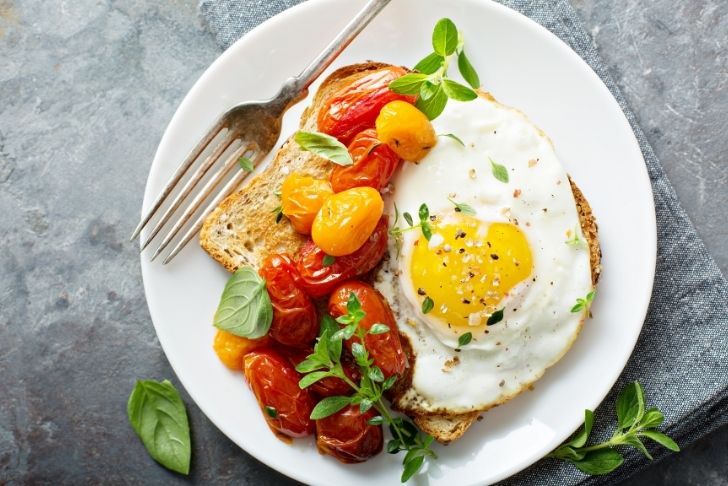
[{"xmin": 200, "ymin": 62, "xmax": 601, "ymax": 444}]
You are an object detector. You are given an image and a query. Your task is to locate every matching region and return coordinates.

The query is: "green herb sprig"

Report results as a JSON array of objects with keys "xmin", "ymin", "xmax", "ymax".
[
  {"xmin": 238, "ymin": 156, "xmax": 254, "ymax": 172},
  {"xmin": 389, "ymin": 18, "xmax": 481, "ymax": 120},
  {"xmin": 548, "ymin": 382, "xmax": 679, "ymax": 475},
  {"xmin": 571, "ymin": 290, "xmax": 595, "ymax": 315},
  {"xmin": 389, "ymin": 203, "xmax": 434, "ymax": 242},
  {"xmin": 296, "ymin": 295, "xmax": 437, "ymax": 482},
  {"xmin": 447, "ymin": 197, "xmax": 476, "ymax": 216},
  {"xmin": 294, "ymin": 131, "xmax": 353, "ymax": 165},
  {"xmin": 566, "ymin": 226, "xmax": 585, "ymax": 247}
]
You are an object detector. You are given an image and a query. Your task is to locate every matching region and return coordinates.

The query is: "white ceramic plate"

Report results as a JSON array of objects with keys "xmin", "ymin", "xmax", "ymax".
[{"xmin": 140, "ymin": 1, "xmax": 656, "ymax": 484}]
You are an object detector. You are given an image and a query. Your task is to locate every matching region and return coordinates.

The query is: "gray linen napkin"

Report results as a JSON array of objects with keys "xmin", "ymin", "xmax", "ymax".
[{"xmin": 198, "ymin": 0, "xmax": 728, "ymax": 484}]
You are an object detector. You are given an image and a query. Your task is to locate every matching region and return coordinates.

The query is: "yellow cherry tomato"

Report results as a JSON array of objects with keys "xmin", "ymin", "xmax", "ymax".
[
  {"xmin": 375, "ymin": 100, "xmax": 437, "ymax": 162},
  {"xmin": 212, "ymin": 330, "xmax": 269, "ymax": 371},
  {"xmin": 281, "ymin": 173, "xmax": 334, "ymax": 234},
  {"xmin": 311, "ymin": 187, "xmax": 384, "ymax": 256}
]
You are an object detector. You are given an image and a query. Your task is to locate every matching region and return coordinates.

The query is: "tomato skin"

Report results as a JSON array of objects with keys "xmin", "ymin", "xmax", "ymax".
[
  {"xmin": 258, "ymin": 254, "xmax": 318, "ymax": 349},
  {"xmin": 317, "ymin": 66, "xmax": 416, "ymax": 145},
  {"xmin": 280, "ymin": 173, "xmax": 333, "ymax": 234},
  {"xmin": 244, "ymin": 348, "xmax": 315, "ymax": 439},
  {"xmin": 212, "ymin": 330, "xmax": 270, "ymax": 371},
  {"xmin": 316, "ymin": 405, "xmax": 383, "ymax": 463},
  {"xmin": 294, "ymin": 217, "xmax": 389, "ymax": 298},
  {"xmin": 330, "ymin": 129, "xmax": 401, "ymax": 192},
  {"xmin": 311, "ymin": 187, "xmax": 384, "ymax": 256},
  {"xmin": 328, "ymin": 281, "xmax": 408, "ymax": 379}
]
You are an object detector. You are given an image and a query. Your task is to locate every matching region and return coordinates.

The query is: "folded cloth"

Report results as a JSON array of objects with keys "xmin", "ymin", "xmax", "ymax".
[{"xmin": 198, "ymin": 1, "xmax": 728, "ymax": 484}]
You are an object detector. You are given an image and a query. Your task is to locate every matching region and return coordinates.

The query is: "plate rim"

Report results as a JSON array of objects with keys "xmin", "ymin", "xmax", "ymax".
[{"xmin": 140, "ymin": 0, "xmax": 657, "ymax": 483}]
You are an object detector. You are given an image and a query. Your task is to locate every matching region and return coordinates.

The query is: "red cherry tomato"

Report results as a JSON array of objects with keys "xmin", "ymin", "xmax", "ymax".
[
  {"xmin": 284, "ymin": 348, "xmax": 361, "ymax": 398},
  {"xmin": 294, "ymin": 216, "xmax": 389, "ymax": 298},
  {"xmin": 259, "ymin": 254, "xmax": 318, "ymax": 348},
  {"xmin": 316, "ymin": 405, "xmax": 383, "ymax": 463},
  {"xmin": 328, "ymin": 281, "xmax": 408, "ymax": 379},
  {"xmin": 330, "ymin": 129, "xmax": 401, "ymax": 193},
  {"xmin": 244, "ymin": 348, "xmax": 315, "ymax": 440},
  {"xmin": 317, "ymin": 66, "xmax": 416, "ymax": 145}
]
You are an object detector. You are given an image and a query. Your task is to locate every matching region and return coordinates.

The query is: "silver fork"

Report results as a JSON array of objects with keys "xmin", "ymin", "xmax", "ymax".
[{"xmin": 131, "ymin": 0, "xmax": 392, "ymax": 264}]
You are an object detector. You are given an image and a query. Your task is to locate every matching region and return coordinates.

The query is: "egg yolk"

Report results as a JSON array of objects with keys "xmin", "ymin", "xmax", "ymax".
[{"xmin": 409, "ymin": 216, "xmax": 533, "ymax": 330}]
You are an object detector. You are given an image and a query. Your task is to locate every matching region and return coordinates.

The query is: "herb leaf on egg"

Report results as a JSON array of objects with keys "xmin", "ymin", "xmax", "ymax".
[
  {"xmin": 486, "ymin": 308, "xmax": 505, "ymax": 326},
  {"xmin": 490, "ymin": 158, "xmax": 509, "ymax": 183},
  {"xmin": 570, "ymin": 290, "xmax": 596, "ymax": 315},
  {"xmin": 421, "ymin": 296, "xmax": 435, "ymax": 314},
  {"xmin": 439, "ymin": 133, "xmax": 466, "ymax": 147},
  {"xmin": 548, "ymin": 382, "xmax": 679, "ymax": 475},
  {"xmin": 458, "ymin": 332, "xmax": 473, "ymax": 347},
  {"xmin": 295, "ymin": 294, "xmax": 438, "ymax": 482},
  {"xmin": 390, "ymin": 18, "xmax": 482, "ymax": 121},
  {"xmin": 448, "ymin": 197, "xmax": 476, "ymax": 216}
]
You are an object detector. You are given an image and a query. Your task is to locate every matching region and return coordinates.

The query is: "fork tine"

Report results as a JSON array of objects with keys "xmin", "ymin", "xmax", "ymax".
[
  {"xmin": 131, "ymin": 119, "xmax": 226, "ymax": 241},
  {"xmin": 139, "ymin": 130, "xmax": 238, "ymax": 252},
  {"xmin": 150, "ymin": 144, "xmax": 258, "ymax": 262},
  {"xmin": 160, "ymin": 150, "xmax": 264, "ymax": 265}
]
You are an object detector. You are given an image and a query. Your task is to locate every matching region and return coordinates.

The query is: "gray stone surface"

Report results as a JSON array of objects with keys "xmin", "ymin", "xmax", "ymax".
[{"xmin": 0, "ymin": 0, "xmax": 724, "ymax": 484}]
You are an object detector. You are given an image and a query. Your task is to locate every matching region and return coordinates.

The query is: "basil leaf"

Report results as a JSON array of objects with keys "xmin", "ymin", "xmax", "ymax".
[
  {"xmin": 310, "ymin": 396, "xmax": 351, "ymax": 420},
  {"xmin": 567, "ymin": 409, "xmax": 595, "ymax": 448},
  {"xmin": 442, "ymin": 79, "xmax": 478, "ymax": 101},
  {"xmin": 389, "ymin": 73, "xmax": 429, "ymax": 95},
  {"xmin": 401, "ymin": 454, "xmax": 425, "ymax": 482},
  {"xmin": 127, "ymin": 380, "xmax": 191, "ymax": 475},
  {"xmin": 486, "ymin": 308, "xmax": 504, "ymax": 326},
  {"xmin": 294, "ymin": 131, "xmax": 353, "ymax": 166},
  {"xmin": 432, "ymin": 18, "xmax": 458, "ymax": 56},
  {"xmin": 490, "ymin": 158, "xmax": 509, "ymax": 183},
  {"xmin": 421, "ymin": 296, "xmax": 434, "ymax": 314},
  {"xmin": 416, "ymin": 84, "xmax": 448, "ymax": 120},
  {"xmin": 640, "ymin": 430, "xmax": 680, "ymax": 452},
  {"xmin": 298, "ymin": 371, "xmax": 332, "ymax": 389},
  {"xmin": 639, "ymin": 408, "xmax": 665, "ymax": 428},
  {"xmin": 213, "ymin": 266, "xmax": 272, "ymax": 339},
  {"xmin": 572, "ymin": 449, "xmax": 624, "ymax": 476},
  {"xmin": 440, "ymin": 133, "xmax": 465, "ymax": 147},
  {"xmin": 616, "ymin": 382, "xmax": 643, "ymax": 430},
  {"xmin": 414, "ymin": 52, "xmax": 444, "ymax": 74},
  {"xmin": 238, "ymin": 156, "xmax": 254, "ymax": 172},
  {"xmin": 458, "ymin": 332, "xmax": 473, "ymax": 347},
  {"xmin": 457, "ymin": 49, "xmax": 480, "ymax": 89},
  {"xmin": 369, "ymin": 323, "xmax": 390, "ymax": 335}
]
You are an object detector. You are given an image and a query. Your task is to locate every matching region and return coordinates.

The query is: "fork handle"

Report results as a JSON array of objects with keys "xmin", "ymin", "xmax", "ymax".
[{"xmin": 274, "ymin": 0, "xmax": 393, "ymax": 110}]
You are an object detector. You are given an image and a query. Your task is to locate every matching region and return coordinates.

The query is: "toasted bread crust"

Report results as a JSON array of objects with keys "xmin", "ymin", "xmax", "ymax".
[{"xmin": 200, "ymin": 63, "xmax": 601, "ymax": 445}]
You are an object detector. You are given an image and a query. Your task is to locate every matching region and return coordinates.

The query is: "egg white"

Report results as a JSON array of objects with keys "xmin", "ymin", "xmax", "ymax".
[{"xmin": 375, "ymin": 94, "xmax": 594, "ymax": 414}]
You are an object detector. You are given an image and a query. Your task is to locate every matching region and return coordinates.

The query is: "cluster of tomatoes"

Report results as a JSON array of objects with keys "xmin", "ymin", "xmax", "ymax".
[{"xmin": 213, "ymin": 66, "xmax": 435, "ymax": 463}]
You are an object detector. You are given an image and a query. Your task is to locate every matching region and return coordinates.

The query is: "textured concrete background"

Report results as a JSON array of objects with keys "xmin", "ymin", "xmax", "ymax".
[{"xmin": 0, "ymin": 0, "xmax": 725, "ymax": 484}]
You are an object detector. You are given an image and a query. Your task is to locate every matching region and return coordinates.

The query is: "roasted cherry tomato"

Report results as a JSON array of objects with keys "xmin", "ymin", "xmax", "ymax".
[
  {"xmin": 212, "ymin": 330, "xmax": 270, "ymax": 371},
  {"xmin": 284, "ymin": 348, "xmax": 361, "ymax": 398},
  {"xmin": 244, "ymin": 348, "xmax": 315, "ymax": 440},
  {"xmin": 312, "ymin": 187, "xmax": 384, "ymax": 256},
  {"xmin": 328, "ymin": 281, "xmax": 408, "ymax": 378},
  {"xmin": 376, "ymin": 100, "xmax": 437, "ymax": 162},
  {"xmin": 316, "ymin": 405, "xmax": 383, "ymax": 463},
  {"xmin": 330, "ymin": 129, "xmax": 401, "ymax": 193},
  {"xmin": 258, "ymin": 254, "xmax": 318, "ymax": 349},
  {"xmin": 280, "ymin": 173, "xmax": 334, "ymax": 234},
  {"xmin": 318, "ymin": 66, "xmax": 416, "ymax": 145},
  {"xmin": 295, "ymin": 216, "xmax": 388, "ymax": 298}
]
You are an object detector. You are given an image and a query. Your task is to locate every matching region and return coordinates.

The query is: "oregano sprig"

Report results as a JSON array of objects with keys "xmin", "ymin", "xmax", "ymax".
[
  {"xmin": 389, "ymin": 203, "xmax": 434, "ymax": 242},
  {"xmin": 296, "ymin": 295, "xmax": 437, "ymax": 482},
  {"xmin": 390, "ymin": 18, "xmax": 482, "ymax": 120},
  {"xmin": 548, "ymin": 382, "xmax": 679, "ymax": 475}
]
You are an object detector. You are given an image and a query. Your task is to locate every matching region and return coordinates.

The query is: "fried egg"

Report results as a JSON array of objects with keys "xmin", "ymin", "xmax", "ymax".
[{"xmin": 376, "ymin": 94, "xmax": 594, "ymax": 414}]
